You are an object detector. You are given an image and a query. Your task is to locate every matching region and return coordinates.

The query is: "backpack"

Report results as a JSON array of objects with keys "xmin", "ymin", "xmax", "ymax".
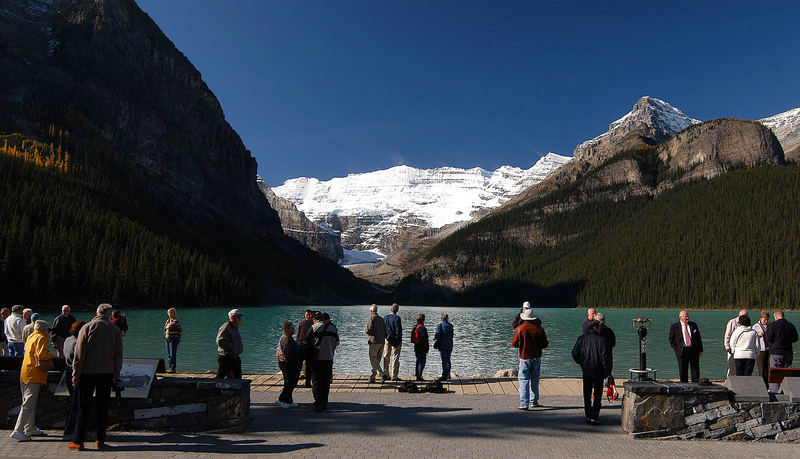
[
  {"xmin": 422, "ymin": 379, "xmax": 446, "ymax": 394},
  {"xmin": 397, "ymin": 381, "xmax": 420, "ymax": 393},
  {"xmin": 411, "ymin": 324, "xmax": 422, "ymax": 343}
]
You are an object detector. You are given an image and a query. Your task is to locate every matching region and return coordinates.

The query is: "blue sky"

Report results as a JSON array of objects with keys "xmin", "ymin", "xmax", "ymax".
[{"xmin": 136, "ymin": 0, "xmax": 800, "ymax": 186}]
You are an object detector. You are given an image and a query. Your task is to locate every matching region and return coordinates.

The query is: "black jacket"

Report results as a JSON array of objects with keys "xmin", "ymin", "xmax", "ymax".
[
  {"xmin": 572, "ymin": 329, "xmax": 611, "ymax": 379},
  {"xmin": 765, "ymin": 318, "xmax": 799, "ymax": 357},
  {"xmin": 669, "ymin": 321, "xmax": 703, "ymax": 358},
  {"xmin": 599, "ymin": 325, "xmax": 616, "ymax": 349},
  {"xmin": 296, "ymin": 319, "xmax": 314, "ymax": 345}
]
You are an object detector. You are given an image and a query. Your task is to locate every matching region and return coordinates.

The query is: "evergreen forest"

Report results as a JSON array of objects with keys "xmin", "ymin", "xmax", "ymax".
[{"xmin": 414, "ymin": 164, "xmax": 800, "ymax": 308}]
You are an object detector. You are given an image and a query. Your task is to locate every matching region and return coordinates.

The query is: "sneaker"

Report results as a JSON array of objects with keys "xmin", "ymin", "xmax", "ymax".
[
  {"xmin": 26, "ymin": 427, "xmax": 47, "ymax": 436},
  {"xmin": 585, "ymin": 417, "xmax": 592, "ymax": 424},
  {"xmin": 288, "ymin": 403, "xmax": 298, "ymax": 408},
  {"xmin": 67, "ymin": 442, "xmax": 84, "ymax": 451},
  {"xmin": 10, "ymin": 431, "xmax": 31, "ymax": 442},
  {"xmin": 590, "ymin": 419, "xmax": 601, "ymax": 426},
  {"xmin": 518, "ymin": 405, "xmax": 529, "ymax": 411},
  {"xmin": 275, "ymin": 399, "xmax": 289, "ymax": 408},
  {"xmin": 530, "ymin": 401, "xmax": 540, "ymax": 408}
]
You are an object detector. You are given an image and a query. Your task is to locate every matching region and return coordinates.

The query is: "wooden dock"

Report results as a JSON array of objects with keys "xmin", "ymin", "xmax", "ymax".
[{"xmin": 170, "ymin": 373, "xmax": 628, "ymax": 396}]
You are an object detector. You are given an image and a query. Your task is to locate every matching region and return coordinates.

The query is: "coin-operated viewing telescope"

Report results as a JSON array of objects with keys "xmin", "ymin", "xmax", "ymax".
[{"xmin": 629, "ymin": 317, "xmax": 657, "ymax": 381}]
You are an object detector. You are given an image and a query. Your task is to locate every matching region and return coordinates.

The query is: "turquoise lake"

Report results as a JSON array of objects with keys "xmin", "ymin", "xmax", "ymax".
[{"xmin": 34, "ymin": 306, "xmax": 800, "ymax": 380}]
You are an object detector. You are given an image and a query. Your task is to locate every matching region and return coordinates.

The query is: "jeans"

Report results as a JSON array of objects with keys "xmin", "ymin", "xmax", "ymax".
[
  {"xmin": 440, "ymin": 349, "xmax": 452, "ymax": 380},
  {"xmin": 165, "ymin": 338, "xmax": 180, "ymax": 371},
  {"xmin": 74, "ymin": 373, "xmax": 113, "ymax": 444},
  {"xmin": 8, "ymin": 341, "xmax": 24, "ymax": 357},
  {"xmin": 769, "ymin": 354, "xmax": 793, "ymax": 393},
  {"xmin": 518, "ymin": 358, "xmax": 541, "ymax": 406},
  {"xmin": 415, "ymin": 351, "xmax": 427, "ymax": 379}
]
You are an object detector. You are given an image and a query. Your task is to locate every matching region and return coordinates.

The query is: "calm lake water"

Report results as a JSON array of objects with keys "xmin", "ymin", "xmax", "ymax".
[{"xmin": 35, "ymin": 306, "xmax": 800, "ymax": 380}]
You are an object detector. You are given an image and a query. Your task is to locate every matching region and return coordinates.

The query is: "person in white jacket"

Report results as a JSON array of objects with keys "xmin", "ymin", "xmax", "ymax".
[{"xmin": 728, "ymin": 315, "xmax": 759, "ymax": 376}]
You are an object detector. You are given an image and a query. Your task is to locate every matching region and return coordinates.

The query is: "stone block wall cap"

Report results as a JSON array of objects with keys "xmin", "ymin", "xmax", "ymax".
[{"xmin": 623, "ymin": 380, "xmax": 730, "ymax": 395}]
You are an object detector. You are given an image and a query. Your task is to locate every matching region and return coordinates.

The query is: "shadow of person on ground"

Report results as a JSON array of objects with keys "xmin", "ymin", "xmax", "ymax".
[
  {"xmin": 104, "ymin": 433, "xmax": 323, "ymax": 454},
  {"xmin": 252, "ymin": 400, "xmax": 623, "ymax": 440}
]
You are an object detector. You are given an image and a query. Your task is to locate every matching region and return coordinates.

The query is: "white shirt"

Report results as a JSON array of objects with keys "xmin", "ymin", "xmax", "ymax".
[
  {"xmin": 724, "ymin": 317, "xmax": 739, "ymax": 351},
  {"xmin": 681, "ymin": 321, "xmax": 693, "ymax": 346},
  {"xmin": 4, "ymin": 313, "xmax": 26, "ymax": 342}
]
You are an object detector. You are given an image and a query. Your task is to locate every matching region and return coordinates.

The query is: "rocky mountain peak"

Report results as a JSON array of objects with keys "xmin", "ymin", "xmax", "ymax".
[{"xmin": 573, "ymin": 96, "xmax": 699, "ymax": 163}]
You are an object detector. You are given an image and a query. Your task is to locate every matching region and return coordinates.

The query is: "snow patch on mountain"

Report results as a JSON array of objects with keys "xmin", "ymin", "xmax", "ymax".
[
  {"xmin": 759, "ymin": 107, "xmax": 800, "ymax": 160},
  {"xmin": 340, "ymin": 248, "xmax": 385, "ymax": 266},
  {"xmin": 273, "ymin": 153, "xmax": 571, "ymax": 250},
  {"xmin": 574, "ymin": 96, "xmax": 700, "ymax": 159}
]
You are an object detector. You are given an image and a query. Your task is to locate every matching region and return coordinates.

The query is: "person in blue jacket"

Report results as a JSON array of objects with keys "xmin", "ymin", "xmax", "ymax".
[
  {"xmin": 383, "ymin": 304, "xmax": 403, "ymax": 380},
  {"xmin": 434, "ymin": 314, "xmax": 454, "ymax": 380}
]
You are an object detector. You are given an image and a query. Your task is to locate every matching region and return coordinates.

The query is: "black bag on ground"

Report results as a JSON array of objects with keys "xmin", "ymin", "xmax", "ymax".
[
  {"xmin": 422, "ymin": 379, "xmax": 446, "ymax": 394},
  {"xmin": 397, "ymin": 381, "xmax": 420, "ymax": 393}
]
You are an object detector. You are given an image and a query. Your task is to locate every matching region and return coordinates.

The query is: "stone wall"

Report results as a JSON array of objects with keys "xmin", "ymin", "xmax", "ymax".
[
  {"xmin": 1, "ymin": 372, "xmax": 250, "ymax": 433},
  {"xmin": 622, "ymin": 380, "xmax": 800, "ymax": 442}
]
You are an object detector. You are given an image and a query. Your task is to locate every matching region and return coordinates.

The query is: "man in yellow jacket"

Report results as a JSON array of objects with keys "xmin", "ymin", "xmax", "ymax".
[{"xmin": 10, "ymin": 320, "xmax": 54, "ymax": 442}]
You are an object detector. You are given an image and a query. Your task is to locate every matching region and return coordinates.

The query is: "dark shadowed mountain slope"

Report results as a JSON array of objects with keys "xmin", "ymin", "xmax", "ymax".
[{"xmin": 0, "ymin": 0, "xmax": 384, "ymax": 307}]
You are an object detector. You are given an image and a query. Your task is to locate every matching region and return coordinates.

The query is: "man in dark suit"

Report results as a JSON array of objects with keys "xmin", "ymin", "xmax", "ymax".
[{"xmin": 669, "ymin": 310, "xmax": 704, "ymax": 383}]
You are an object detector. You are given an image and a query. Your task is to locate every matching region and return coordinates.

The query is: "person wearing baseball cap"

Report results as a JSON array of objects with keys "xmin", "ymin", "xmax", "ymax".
[
  {"xmin": 512, "ymin": 301, "xmax": 532, "ymax": 329},
  {"xmin": 215, "ymin": 309, "xmax": 244, "ymax": 379}
]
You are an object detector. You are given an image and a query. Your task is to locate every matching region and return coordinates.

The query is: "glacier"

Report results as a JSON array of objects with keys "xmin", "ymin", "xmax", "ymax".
[{"xmin": 273, "ymin": 153, "xmax": 572, "ymax": 251}]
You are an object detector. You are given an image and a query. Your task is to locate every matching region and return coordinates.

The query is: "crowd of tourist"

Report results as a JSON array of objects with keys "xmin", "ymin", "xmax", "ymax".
[{"xmin": 1, "ymin": 301, "xmax": 798, "ymax": 446}]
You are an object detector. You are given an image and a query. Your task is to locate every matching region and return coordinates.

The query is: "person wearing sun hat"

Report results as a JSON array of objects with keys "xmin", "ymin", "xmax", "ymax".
[
  {"xmin": 215, "ymin": 309, "xmax": 244, "ymax": 379},
  {"xmin": 10, "ymin": 320, "xmax": 54, "ymax": 442},
  {"xmin": 512, "ymin": 308, "xmax": 549, "ymax": 410}
]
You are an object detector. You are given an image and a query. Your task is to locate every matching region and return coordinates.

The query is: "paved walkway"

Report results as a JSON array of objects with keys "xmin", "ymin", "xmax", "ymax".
[{"xmin": 2, "ymin": 392, "xmax": 798, "ymax": 458}]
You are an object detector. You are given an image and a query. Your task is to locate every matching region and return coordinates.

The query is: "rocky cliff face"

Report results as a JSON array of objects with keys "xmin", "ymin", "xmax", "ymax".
[
  {"xmin": 0, "ymin": 0, "xmax": 281, "ymax": 237},
  {"xmin": 0, "ymin": 0, "xmax": 383, "ymax": 304},
  {"xmin": 257, "ymin": 177, "xmax": 343, "ymax": 263},
  {"xmin": 659, "ymin": 118, "xmax": 785, "ymax": 180},
  {"xmin": 760, "ymin": 108, "xmax": 800, "ymax": 162}
]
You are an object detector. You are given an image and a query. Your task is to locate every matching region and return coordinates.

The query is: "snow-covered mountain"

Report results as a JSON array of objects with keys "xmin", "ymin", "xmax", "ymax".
[
  {"xmin": 272, "ymin": 153, "xmax": 571, "ymax": 252},
  {"xmin": 573, "ymin": 96, "xmax": 700, "ymax": 162},
  {"xmin": 760, "ymin": 107, "xmax": 800, "ymax": 161}
]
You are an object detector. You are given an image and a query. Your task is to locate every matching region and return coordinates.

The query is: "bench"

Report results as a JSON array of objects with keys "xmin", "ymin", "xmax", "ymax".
[{"xmin": 767, "ymin": 367, "xmax": 800, "ymax": 384}]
